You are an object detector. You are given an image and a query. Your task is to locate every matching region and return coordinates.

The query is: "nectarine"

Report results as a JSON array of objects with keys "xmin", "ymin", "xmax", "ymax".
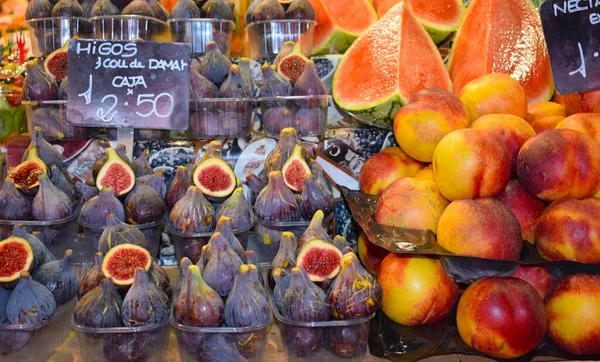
[{"xmin": 359, "ymin": 147, "xmax": 423, "ymax": 196}]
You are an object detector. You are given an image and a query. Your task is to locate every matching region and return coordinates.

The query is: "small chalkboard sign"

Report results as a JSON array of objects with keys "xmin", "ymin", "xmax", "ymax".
[
  {"xmin": 540, "ymin": 0, "xmax": 600, "ymax": 94},
  {"xmin": 67, "ymin": 39, "xmax": 191, "ymax": 129}
]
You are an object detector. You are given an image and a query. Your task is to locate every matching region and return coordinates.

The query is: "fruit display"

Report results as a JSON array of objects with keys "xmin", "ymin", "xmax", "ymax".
[{"xmin": 246, "ymin": 0, "xmax": 315, "ymax": 23}]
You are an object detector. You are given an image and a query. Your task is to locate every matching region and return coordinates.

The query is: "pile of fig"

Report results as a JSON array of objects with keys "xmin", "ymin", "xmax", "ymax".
[
  {"xmin": 245, "ymin": 0, "xmax": 316, "ymax": 24},
  {"xmin": 25, "ymin": 0, "xmax": 175, "ymax": 20},
  {"xmin": 171, "ymin": 0, "xmax": 235, "ymax": 21}
]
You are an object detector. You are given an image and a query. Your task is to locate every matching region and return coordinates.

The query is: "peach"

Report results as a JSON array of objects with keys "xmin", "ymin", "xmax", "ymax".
[
  {"xmin": 357, "ymin": 232, "xmax": 389, "ymax": 276},
  {"xmin": 526, "ymin": 101, "xmax": 566, "ymax": 133},
  {"xmin": 393, "ymin": 88, "xmax": 470, "ymax": 162},
  {"xmin": 511, "ymin": 265, "xmax": 554, "ymax": 299},
  {"xmin": 545, "ymin": 274, "xmax": 600, "ymax": 355},
  {"xmin": 359, "ymin": 147, "xmax": 423, "ymax": 196},
  {"xmin": 556, "ymin": 113, "xmax": 600, "ymax": 144},
  {"xmin": 496, "ymin": 180, "xmax": 546, "ymax": 244},
  {"xmin": 471, "ymin": 114, "xmax": 536, "ymax": 176},
  {"xmin": 457, "ymin": 277, "xmax": 546, "ymax": 359},
  {"xmin": 432, "ymin": 129, "xmax": 511, "ymax": 201},
  {"xmin": 374, "ymin": 178, "xmax": 449, "ymax": 233},
  {"xmin": 458, "ymin": 73, "xmax": 528, "ymax": 123},
  {"xmin": 517, "ymin": 129, "xmax": 600, "ymax": 201},
  {"xmin": 535, "ymin": 198, "xmax": 600, "ymax": 263},
  {"xmin": 379, "ymin": 254, "xmax": 458, "ymax": 326},
  {"xmin": 437, "ymin": 198, "xmax": 522, "ymax": 261},
  {"xmin": 554, "ymin": 89, "xmax": 600, "ymax": 115},
  {"xmin": 413, "ymin": 165, "xmax": 434, "ymax": 182}
]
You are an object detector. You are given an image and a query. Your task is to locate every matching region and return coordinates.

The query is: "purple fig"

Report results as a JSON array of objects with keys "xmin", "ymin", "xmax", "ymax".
[
  {"xmin": 260, "ymin": 63, "xmax": 292, "ymax": 106},
  {"xmin": 146, "ymin": 0, "xmax": 169, "ymax": 20},
  {"xmin": 271, "ymin": 231, "xmax": 296, "ymax": 274},
  {"xmin": 23, "ymin": 127, "xmax": 63, "ymax": 169},
  {"xmin": 282, "ymin": 325, "xmax": 323, "ymax": 358},
  {"xmin": 224, "ymin": 264, "xmax": 269, "ymax": 327},
  {"xmin": 174, "ymin": 264, "xmax": 224, "ymax": 327},
  {"xmin": 199, "ymin": 42, "xmax": 232, "ymax": 88},
  {"xmin": 254, "ymin": 171, "xmax": 300, "ymax": 223},
  {"xmin": 177, "ymin": 257, "xmax": 193, "ymax": 289},
  {"xmin": 52, "ymin": 0, "xmax": 84, "ymax": 17},
  {"xmin": 0, "ymin": 178, "xmax": 32, "ymax": 220},
  {"xmin": 23, "ymin": 60, "xmax": 58, "ymax": 101},
  {"xmin": 245, "ymin": 0, "xmax": 264, "ymax": 24},
  {"xmin": 327, "ymin": 324, "xmax": 368, "ymax": 358},
  {"xmin": 75, "ymin": 181, "xmax": 99, "ymax": 203},
  {"xmin": 283, "ymin": 266, "xmax": 331, "ymax": 322},
  {"xmin": 32, "ymin": 249, "xmax": 78, "ymax": 306},
  {"xmin": 124, "ymin": 180, "xmax": 166, "ymax": 224},
  {"xmin": 190, "ymin": 68, "xmax": 218, "ymax": 101},
  {"xmin": 131, "ymin": 149, "xmax": 153, "ymax": 178},
  {"xmin": 80, "ymin": 187, "xmax": 125, "ymax": 227},
  {"xmin": 137, "ymin": 172, "xmax": 166, "ymax": 198},
  {"xmin": 202, "ymin": 232, "xmax": 244, "ymax": 297},
  {"xmin": 98, "ymin": 214, "xmax": 148, "ymax": 253},
  {"xmin": 33, "ymin": 171, "xmax": 73, "ymax": 221},
  {"xmin": 201, "ymin": 0, "xmax": 235, "ymax": 21},
  {"xmin": 216, "ymin": 187, "xmax": 252, "ymax": 230},
  {"xmin": 272, "ymin": 267, "xmax": 290, "ymax": 314},
  {"xmin": 212, "ymin": 216, "xmax": 246, "ymax": 261},
  {"xmin": 7, "ymin": 272, "xmax": 56, "ymax": 324},
  {"xmin": 309, "ymin": 160, "xmax": 333, "ymax": 194},
  {"xmin": 300, "ymin": 174, "xmax": 333, "ymax": 219},
  {"xmin": 121, "ymin": 0, "xmax": 154, "ymax": 16},
  {"xmin": 251, "ymin": 0, "xmax": 284, "ymax": 22},
  {"xmin": 239, "ymin": 57, "xmax": 254, "ymax": 92},
  {"xmin": 197, "ymin": 245, "xmax": 208, "ymax": 274},
  {"xmin": 166, "ymin": 166, "xmax": 190, "ymax": 209},
  {"xmin": 219, "ymin": 64, "xmax": 253, "ymax": 98},
  {"xmin": 264, "ymin": 127, "xmax": 310, "ymax": 174},
  {"xmin": 149, "ymin": 262, "xmax": 172, "ymax": 300},
  {"xmin": 285, "ymin": 0, "xmax": 315, "ymax": 20},
  {"xmin": 245, "ymin": 172, "xmax": 266, "ymax": 205},
  {"xmin": 297, "ymin": 210, "xmax": 331, "ymax": 250},
  {"xmin": 122, "ymin": 269, "xmax": 169, "ymax": 327},
  {"xmin": 50, "ymin": 164, "xmax": 78, "ymax": 205},
  {"xmin": 13, "ymin": 224, "xmax": 56, "ymax": 270},
  {"xmin": 170, "ymin": 0, "xmax": 202, "ymax": 18},
  {"xmin": 74, "ymin": 278, "xmax": 123, "ymax": 328},
  {"xmin": 293, "ymin": 60, "xmax": 327, "ymax": 108},
  {"xmin": 198, "ymin": 334, "xmax": 248, "ymax": 362},
  {"xmin": 169, "ymin": 186, "xmax": 215, "ymax": 233},
  {"xmin": 26, "ymin": 0, "xmax": 53, "ymax": 19},
  {"xmin": 78, "ymin": 252, "xmax": 105, "ymax": 299},
  {"xmin": 91, "ymin": 0, "xmax": 120, "ymax": 16}
]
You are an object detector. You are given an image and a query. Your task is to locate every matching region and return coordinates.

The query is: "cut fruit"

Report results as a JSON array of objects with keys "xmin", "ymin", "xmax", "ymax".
[
  {"xmin": 371, "ymin": 0, "xmax": 464, "ymax": 44},
  {"xmin": 307, "ymin": 0, "xmax": 378, "ymax": 55},
  {"xmin": 296, "ymin": 239, "xmax": 342, "ymax": 282},
  {"xmin": 332, "ymin": 2, "xmax": 452, "ymax": 128},
  {"xmin": 447, "ymin": 0, "xmax": 554, "ymax": 106},
  {"xmin": 282, "ymin": 145, "xmax": 311, "ymax": 192},
  {"xmin": 8, "ymin": 145, "xmax": 47, "ymax": 191},
  {"xmin": 277, "ymin": 42, "xmax": 309, "ymax": 82},
  {"xmin": 96, "ymin": 147, "xmax": 136, "ymax": 196},
  {"xmin": 101, "ymin": 243, "xmax": 152, "ymax": 286},
  {"xmin": 192, "ymin": 157, "xmax": 236, "ymax": 198},
  {"xmin": 0, "ymin": 237, "xmax": 34, "ymax": 284},
  {"xmin": 44, "ymin": 40, "xmax": 69, "ymax": 81}
]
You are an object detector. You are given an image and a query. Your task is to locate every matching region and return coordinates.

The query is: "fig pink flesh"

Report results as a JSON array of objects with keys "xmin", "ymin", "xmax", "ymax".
[
  {"xmin": 0, "ymin": 242, "xmax": 28, "ymax": 277},
  {"xmin": 197, "ymin": 165, "xmax": 233, "ymax": 192}
]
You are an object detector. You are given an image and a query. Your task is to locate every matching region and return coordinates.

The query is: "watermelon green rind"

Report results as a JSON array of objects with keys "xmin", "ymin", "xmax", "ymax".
[
  {"xmin": 311, "ymin": 28, "xmax": 359, "ymax": 56},
  {"xmin": 342, "ymin": 98, "xmax": 404, "ymax": 129}
]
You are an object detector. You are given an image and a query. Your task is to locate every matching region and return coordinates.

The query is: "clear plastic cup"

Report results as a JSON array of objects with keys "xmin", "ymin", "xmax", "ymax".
[
  {"xmin": 169, "ymin": 19, "xmax": 236, "ymax": 56},
  {"xmin": 188, "ymin": 98, "xmax": 255, "ymax": 139},
  {"xmin": 24, "ymin": 100, "xmax": 96, "ymax": 140},
  {"xmin": 246, "ymin": 20, "xmax": 316, "ymax": 59},
  {"xmin": 258, "ymin": 95, "xmax": 331, "ymax": 137},
  {"xmin": 27, "ymin": 17, "xmax": 93, "ymax": 56},
  {"xmin": 91, "ymin": 15, "xmax": 171, "ymax": 42}
]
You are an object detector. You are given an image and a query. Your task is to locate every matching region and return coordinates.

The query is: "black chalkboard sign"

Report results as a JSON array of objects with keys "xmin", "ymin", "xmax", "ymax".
[
  {"xmin": 66, "ymin": 39, "xmax": 191, "ymax": 129},
  {"xmin": 540, "ymin": 0, "xmax": 600, "ymax": 94}
]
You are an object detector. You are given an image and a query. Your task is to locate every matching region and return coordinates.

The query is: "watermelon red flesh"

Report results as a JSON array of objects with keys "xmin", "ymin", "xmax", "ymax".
[
  {"xmin": 372, "ymin": 0, "xmax": 464, "ymax": 34},
  {"xmin": 448, "ymin": 0, "xmax": 554, "ymax": 106}
]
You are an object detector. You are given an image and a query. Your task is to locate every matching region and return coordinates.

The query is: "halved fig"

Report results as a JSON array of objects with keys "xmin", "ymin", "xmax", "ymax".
[
  {"xmin": 101, "ymin": 244, "xmax": 152, "ymax": 286},
  {"xmin": 44, "ymin": 40, "xmax": 68, "ymax": 81},
  {"xmin": 192, "ymin": 157, "xmax": 236, "ymax": 199},
  {"xmin": 296, "ymin": 239, "xmax": 342, "ymax": 282},
  {"xmin": 8, "ymin": 145, "xmax": 47, "ymax": 191},
  {"xmin": 277, "ymin": 42, "xmax": 309, "ymax": 82},
  {"xmin": 282, "ymin": 144, "xmax": 311, "ymax": 192},
  {"xmin": 0, "ymin": 237, "xmax": 34, "ymax": 285},
  {"xmin": 96, "ymin": 147, "xmax": 136, "ymax": 196}
]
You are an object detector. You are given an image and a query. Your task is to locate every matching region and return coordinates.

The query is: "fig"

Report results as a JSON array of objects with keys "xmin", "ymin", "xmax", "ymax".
[
  {"xmin": 44, "ymin": 41, "xmax": 69, "ymax": 81},
  {"xmin": 286, "ymin": 0, "xmax": 314, "ymax": 19},
  {"xmin": 81, "ymin": 0, "xmax": 95, "ymax": 17},
  {"xmin": 33, "ymin": 172, "xmax": 74, "ymax": 221},
  {"xmin": 170, "ymin": 0, "xmax": 202, "ymax": 18},
  {"xmin": 245, "ymin": 173, "xmax": 266, "ymax": 205},
  {"xmin": 202, "ymin": 0, "xmax": 235, "ymax": 20},
  {"xmin": 52, "ymin": 0, "xmax": 84, "ymax": 16},
  {"xmin": 137, "ymin": 172, "xmax": 166, "ymax": 198},
  {"xmin": 192, "ymin": 156, "xmax": 236, "ymax": 200},
  {"xmin": 174, "ymin": 264, "xmax": 224, "ymax": 326},
  {"xmin": 272, "ymin": 231, "xmax": 297, "ymax": 275},
  {"xmin": 197, "ymin": 245, "xmax": 208, "ymax": 274},
  {"xmin": 272, "ymin": 267, "xmax": 290, "ymax": 313},
  {"xmin": 121, "ymin": 0, "xmax": 154, "ymax": 16},
  {"xmin": 7, "ymin": 271, "xmax": 56, "ymax": 324},
  {"xmin": 245, "ymin": 0, "xmax": 264, "ymax": 24},
  {"xmin": 333, "ymin": 235, "xmax": 349, "ymax": 251},
  {"xmin": 124, "ymin": 180, "xmax": 166, "ymax": 224},
  {"xmin": 96, "ymin": 148, "xmax": 136, "ymax": 196},
  {"xmin": 328, "ymin": 251, "xmax": 382, "ymax": 319},
  {"xmin": 113, "ymin": 0, "xmax": 132, "ymax": 9},
  {"xmin": 78, "ymin": 252, "xmax": 105, "ymax": 299},
  {"xmin": 0, "ymin": 237, "xmax": 34, "ymax": 287},
  {"xmin": 213, "ymin": 216, "xmax": 246, "ymax": 261},
  {"xmin": 0, "ymin": 178, "xmax": 32, "ymax": 220},
  {"xmin": 244, "ymin": 250, "xmax": 265, "ymax": 287},
  {"xmin": 239, "ymin": 57, "xmax": 254, "ymax": 92},
  {"xmin": 251, "ymin": 0, "xmax": 284, "ymax": 22},
  {"xmin": 169, "ymin": 186, "xmax": 215, "ymax": 233},
  {"xmin": 296, "ymin": 238, "xmax": 342, "ymax": 282},
  {"xmin": 327, "ymin": 324, "xmax": 368, "ymax": 358},
  {"xmin": 297, "ymin": 210, "xmax": 331, "ymax": 250},
  {"xmin": 23, "ymin": 60, "xmax": 58, "ymax": 102},
  {"xmin": 198, "ymin": 139, "xmax": 224, "ymax": 165},
  {"xmin": 93, "ymin": 144, "xmax": 132, "ymax": 180},
  {"xmin": 254, "ymin": 171, "xmax": 301, "ymax": 223},
  {"xmin": 260, "ymin": 63, "xmax": 292, "ymax": 107},
  {"xmin": 149, "ymin": 262, "xmax": 172, "ymax": 300},
  {"xmin": 23, "ymin": 127, "xmax": 63, "ymax": 170},
  {"xmin": 8, "ymin": 145, "xmax": 47, "ymax": 192},
  {"xmin": 98, "ymin": 214, "xmax": 148, "ymax": 254},
  {"xmin": 203, "ymin": 232, "xmax": 244, "ymax": 296},
  {"xmin": 102, "ymin": 244, "xmax": 152, "ymax": 286},
  {"xmin": 58, "ymin": 77, "xmax": 68, "ymax": 100},
  {"xmin": 292, "ymin": 60, "xmax": 327, "ymax": 108},
  {"xmin": 199, "ymin": 41, "xmax": 232, "ymax": 88},
  {"xmin": 264, "ymin": 127, "xmax": 309, "ymax": 174},
  {"xmin": 91, "ymin": 0, "xmax": 120, "ymax": 16},
  {"xmin": 102, "ymin": 333, "xmax": 153, "ymax": 362},
  {"xmin": 80, "ymin": 187, "xmax": 125, "ymax": 228},
  {"xmin": 13, "ymin": 225, "xmax": 55, "ymax": 271},
  {"xmin": 146, "ymin": 0, "xmax": 169, "ymax": 21},
  {"xmin": 75, "ymin": 181, "xmax": 99, "ymax": 202},
  {"xmin": 0, "ymin": 288, "xmax": 10, "ymax": 323},
  {"xmin": 263, "ymin": 106, "xmax": 293, "ymax": 135},
  {"xmin": 277, "ymin": 42, "xmax": 309, "ymax": 82},
  {"xmin": 190, "ymin": 68, "xmax": 218, "ymax": 101},
  {"xmin": 50, "ymin": 164, "xmax": 78, "ymax": 205},
  {"xmin": 219, "ymin": 64, "xmax": 253, "ymax": 98},
  {"xmin": 122, "ymin": 269, "xmax": 169, "ymax": 327},
  {"xmin": 216, "ymin": 187, "xmax": 253, "ymax": 230},
  {"xmin": 273, "ymin": 41, "xmax": 295, "ymax": 68},
  {"xmin": 25, "ymin": 0, "xmax": 53, "ymax": 19},
  {"xmin": 74, "ymin": 278, "xmax": 123, "ymax": 328},
  {"xmin": 282, "ymin": 144, "xmax": 311, "ymax": 192},
  {"xmin": 177, "ymin": 257, "xmax": 193, "ymax": 289},
  {"xmin": 309, "ymin": 160, "xmax": 333, "ymax": 194},
  {"xmin": 131, "ymin": 150, "xmax": 153, "ymax": 178},
  {"xmin": 166, "ymin": 166, "xmax": 190, "ymax": 209},
  {"xmin": 283, "ymin": 266, "xmax": 331, "ymax": 321},
  {"xmin": 224, "ymin": 264, "xmax": 270, "ymax": 327},
  {"xmin": 32, "ymin": 249, "xmax": 78, "ymax": 306},
  {"xmin": 197, "ymin": 334, "xmax": 248, "ymax": 361},
  {"xmin": 283, "ymin": 325, "xmax": 324, "ymax": 358},
  {"xmin": 300, "ymin": 174, "xmax": 333, "ymax": 219}
]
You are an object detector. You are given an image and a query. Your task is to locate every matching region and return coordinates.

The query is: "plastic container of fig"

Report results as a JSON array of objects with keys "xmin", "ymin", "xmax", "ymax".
[
  {"xmin": 166, "ymin": 220, "xmax": 254, "ymax": 264},
  {"xmin": 79, "ymin": 217, "xmax": 164, "ymax": 259},
  {"xmin": 258, "ymin": 95, "xmax": 331, "ymax": 137},
  {"xmin": 168, "ymin": 19, "xmax": 235, "ymax": 56},
  {"xmin": 91, "ymin": 15, "xmax": 171, "ymax": 42},
  {"xmin": 24, "ymin": 100, "xmax": 96, "ymax": 141},
  {"xmin": 0, "ymin": 298, "xmax": 75, "ymax": 361},
  {"xmin": 187, "ymin": 98, "xmax": 255, "ymax": 139},
  {"xmin": 73, "ymin": 318, "xmax": 170, "ymax": 362},
  {"xmin": 246, "ymin": 20, "xmax": 316, "ymax": 59},
  {"xmin": 27, "ymin": 17, "xmax": 93, "ymax": 57}
]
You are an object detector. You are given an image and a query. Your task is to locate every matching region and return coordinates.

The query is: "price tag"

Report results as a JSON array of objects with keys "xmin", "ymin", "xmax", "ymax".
[
  {"xmin": 66, "ymin": 39, "xmax": 191, "ymax": 129},
  {"xmin": 540, "ymin": 0, "xmax": 600, "ymax": 94}
]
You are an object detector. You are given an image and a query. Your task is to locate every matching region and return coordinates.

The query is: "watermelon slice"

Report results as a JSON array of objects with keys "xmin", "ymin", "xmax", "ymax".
[
  {"xmin": 448, "ymin": 0, "xmax": 554, "ymax": 106},
  {"xmin": 332, "ymin": 2, "xmax": 452, "ymax": 128},
  {"xmin": 308, "ymin": 0, "xmax": 378, "ymax": 55},
  {"xmin": 372, "ymin": 0, "xmax": 465, "ymax": 44}
]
